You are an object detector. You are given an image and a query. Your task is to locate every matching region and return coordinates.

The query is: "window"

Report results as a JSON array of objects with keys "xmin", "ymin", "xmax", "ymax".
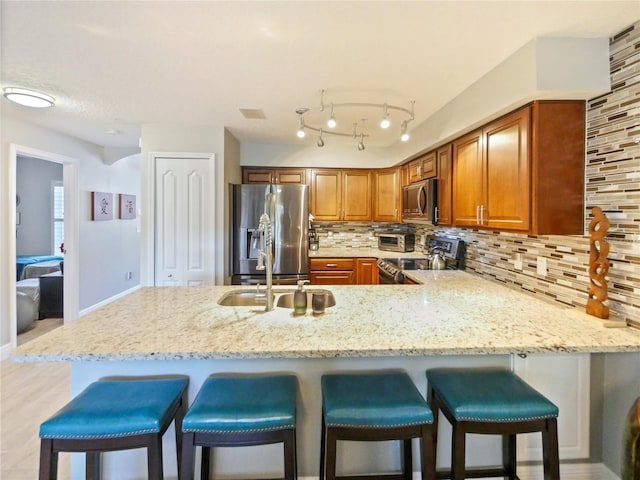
[{"xmin": 52, "ymin": 181, "xmax": 64, "ymax": 255}]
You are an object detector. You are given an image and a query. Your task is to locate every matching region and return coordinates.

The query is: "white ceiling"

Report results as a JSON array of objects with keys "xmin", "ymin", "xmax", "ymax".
[{"xmin": 1, "ymin": 1, "xmax": 638, "ymax": 151}]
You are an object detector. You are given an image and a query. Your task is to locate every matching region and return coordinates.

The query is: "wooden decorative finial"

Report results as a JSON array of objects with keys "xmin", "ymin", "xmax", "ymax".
[{"xmin": 586, "ymin": 207, "xmax": 610, "ymax": 319}]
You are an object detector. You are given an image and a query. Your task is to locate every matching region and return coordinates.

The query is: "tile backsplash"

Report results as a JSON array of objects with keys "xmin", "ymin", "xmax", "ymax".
[{"xmin": 314, "ymin": 20, "xmax": 640, "ymax": 328}]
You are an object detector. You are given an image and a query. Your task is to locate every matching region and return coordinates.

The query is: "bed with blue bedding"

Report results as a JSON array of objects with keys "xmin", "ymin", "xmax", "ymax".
[{"xmin": 16, "ymin": 255, "xmax": 64, "ymax": 281}]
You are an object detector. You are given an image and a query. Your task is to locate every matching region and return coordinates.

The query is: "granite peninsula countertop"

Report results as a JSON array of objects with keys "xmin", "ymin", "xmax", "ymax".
[{"xmin": 12, "ymin": 271, "xmax": 640, "ymax": 362}]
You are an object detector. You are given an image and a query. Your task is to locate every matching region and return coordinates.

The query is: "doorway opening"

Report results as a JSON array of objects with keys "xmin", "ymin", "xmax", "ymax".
[
  {"xmin": 16, "ymin": 156, "xmax": 64, "ymax": 344},
  {"xmin": 6, "ymin": 144, "xmax": 79, "ymax": 351}
]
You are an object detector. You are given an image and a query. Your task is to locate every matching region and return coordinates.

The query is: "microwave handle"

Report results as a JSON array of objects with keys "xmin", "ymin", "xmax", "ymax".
[{"xmin": 417, "ymin": 184, "xmax": 427, "ymax": 215}]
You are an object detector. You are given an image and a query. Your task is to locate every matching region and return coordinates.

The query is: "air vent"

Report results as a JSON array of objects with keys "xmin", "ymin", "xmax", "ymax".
[{"xmin": 239, "ymin": 108, "xmax": 266, "ymax": 120}]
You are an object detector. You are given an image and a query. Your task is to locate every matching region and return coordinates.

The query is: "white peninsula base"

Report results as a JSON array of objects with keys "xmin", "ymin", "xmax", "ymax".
[{"xmin": 68, "ymin": 353, "xmax": 589, "ymax": 480}]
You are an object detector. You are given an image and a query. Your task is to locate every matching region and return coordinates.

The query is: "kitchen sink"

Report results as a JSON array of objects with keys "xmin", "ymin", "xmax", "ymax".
[
  {"xmin": 217, "ymin": 288, "xmax": 335, "ymax": 310},
  {"xmin": 217, "ymin": 289, "xmax": 273, "ymax": 307},
  {"xmin": 276, "ymin": 289, "xmax": 336, "ymax": 309}
]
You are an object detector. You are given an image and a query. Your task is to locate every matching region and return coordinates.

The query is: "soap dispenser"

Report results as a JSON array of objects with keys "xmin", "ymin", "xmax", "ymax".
[{"xmin": 293, "ymin": 280, "xmax": 309, "ymax": 315}]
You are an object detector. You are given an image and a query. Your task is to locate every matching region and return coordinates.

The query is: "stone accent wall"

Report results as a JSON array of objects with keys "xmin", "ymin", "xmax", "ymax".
[{"xmin": 317, "ymin": 20, "xmax": 640, "ymax": 327}]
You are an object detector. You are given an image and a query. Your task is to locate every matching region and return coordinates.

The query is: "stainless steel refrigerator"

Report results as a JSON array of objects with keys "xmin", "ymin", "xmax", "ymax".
[{"xmin": 231, "ymin": 184, "xmax": 309, "ymax": 285}]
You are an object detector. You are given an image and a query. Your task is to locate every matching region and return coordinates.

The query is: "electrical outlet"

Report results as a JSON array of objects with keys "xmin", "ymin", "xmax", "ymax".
[
  {"xmin": 126, "ymin": 271, "xmax": 133, "ymax": 280},
  {"xmin": 514, "ymin": 253, "xmax": 523, "ymax": 271},
  {"xmin": 537, "ymin": 257, "xmax": 547, "ymax": 276}
]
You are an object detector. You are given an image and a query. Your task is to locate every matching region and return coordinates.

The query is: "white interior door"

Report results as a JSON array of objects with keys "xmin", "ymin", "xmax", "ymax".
[{"xmin": 154, "ymin": 157, "xmax": 212, "ymax": 286}]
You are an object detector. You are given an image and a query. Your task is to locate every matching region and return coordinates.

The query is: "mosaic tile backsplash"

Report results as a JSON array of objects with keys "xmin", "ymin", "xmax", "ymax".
[{"xmin": 315, "ymin": 20, "xmax": 640, "ymax": 328}]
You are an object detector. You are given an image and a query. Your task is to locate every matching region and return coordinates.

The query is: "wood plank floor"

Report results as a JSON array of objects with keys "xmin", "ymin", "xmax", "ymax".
[{"xmin": 1, "ymin": 319, "xmax": 70, "ymax": 479}]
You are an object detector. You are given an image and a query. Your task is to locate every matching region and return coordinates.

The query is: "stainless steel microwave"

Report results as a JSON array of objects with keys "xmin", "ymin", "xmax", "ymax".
[{"xmin": 402, "ymin": 179, "xmax": 437, "ymax": 223}]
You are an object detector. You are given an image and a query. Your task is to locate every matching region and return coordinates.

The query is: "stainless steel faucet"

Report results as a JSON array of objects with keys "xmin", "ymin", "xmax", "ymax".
[{"xmin": 255, "ymin": 212, "xmax": 274, "ymax": 311}]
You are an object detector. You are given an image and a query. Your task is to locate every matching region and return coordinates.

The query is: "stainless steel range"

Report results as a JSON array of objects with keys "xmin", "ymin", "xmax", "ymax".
[{"xmin": 376, "ymin": 236, "xmax": 465, "ymax": 284}]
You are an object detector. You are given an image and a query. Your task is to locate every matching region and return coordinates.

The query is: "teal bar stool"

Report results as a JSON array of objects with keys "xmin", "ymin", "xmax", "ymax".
[
  {"xmin": 426, "ymin": 368, "xmax": 560, "ymax": 480},
  {"xmin": 320, "ymin": 372, "xmax": 436, "ymax": 480},
  {"xmin": 38, "ymin": 376, "xmax": 189, "ymax": 480},
  {"xmin": 180, "ymin": 374, "xmax": 298, "ymax": 480}
]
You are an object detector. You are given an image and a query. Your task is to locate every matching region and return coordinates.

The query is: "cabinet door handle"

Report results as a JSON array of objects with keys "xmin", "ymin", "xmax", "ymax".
[
  {"xmin": 434, "ymin": 206, "xmax": 439, "ymax": 225},
  {"xmin": 326, "ymin": 263, "xmax": 338, "ymax": 268},
  {"xmin": 476, "ymin": 205, "xmax": 480, "ymax": 224},
  {"xmin": 394, "ymin": 208, "xmax": 398, "ymax": 220},
  {"xmin": 480, "ymin": 205, "xmax": 485, "ymax": 224}
]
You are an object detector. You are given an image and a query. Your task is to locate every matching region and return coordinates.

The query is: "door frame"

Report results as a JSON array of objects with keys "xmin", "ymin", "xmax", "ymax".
[
  {"xmin": 142, "ymin": 152, "xmax": 217, "ymax": 286},
  {"xmin": 2, "ymin": 144, "xmax": 79, "ymax": 355}
]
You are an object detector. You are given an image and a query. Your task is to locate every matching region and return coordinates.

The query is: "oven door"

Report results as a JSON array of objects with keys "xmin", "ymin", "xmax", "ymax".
[{"xmin": 377, "ymin": 265, "xmax": 404, "ymax": 284}]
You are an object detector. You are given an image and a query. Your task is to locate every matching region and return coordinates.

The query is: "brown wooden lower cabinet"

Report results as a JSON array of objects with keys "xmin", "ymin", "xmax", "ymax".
[
  {"xmin": 355, "ymin": 258, "xmax": 379, "ymax": 285},
  {"xmin": 309, "ymin": 257, "xmax": 378, "ymax": 285},
  {"xmin": 309, "ymin": 258, "xmax": 355, "ymax": 285},
  {"xmin": 309, "ymin": 271, "xmax": 354, "ymax": 285}
]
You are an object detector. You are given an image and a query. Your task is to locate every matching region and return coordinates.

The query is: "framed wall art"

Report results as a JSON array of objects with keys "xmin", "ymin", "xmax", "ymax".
[
  {"xmin": 119, "ymin": 194, "xmax": 136, "ymax": 220},
  {"xmin": 91, "ymin": 191, "xmax": 113, "ymax": 221}
]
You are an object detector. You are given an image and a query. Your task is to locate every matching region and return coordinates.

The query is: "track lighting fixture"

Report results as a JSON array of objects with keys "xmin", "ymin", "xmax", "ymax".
[{"xmin": 295, "ymin": 90, "xmax": 414, "ymax": 150}]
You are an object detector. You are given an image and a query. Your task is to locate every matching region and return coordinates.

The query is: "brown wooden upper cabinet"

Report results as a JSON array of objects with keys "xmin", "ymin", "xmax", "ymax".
[
  {"xmin": 243, "ymin": 167, "xmax": 306, "ymax": 185},
  {"xmin": 452, "ymin": 100, "xmax": 585, "ymax": 234},
  {"xmin": 407, "ymin": 151, "xmax": 437, "ymax": 184},
  {"xmin": 373, "ymin": 167, "xmax": 401, "ymax": 222},
  {"xmin": 310, "ymin": 169, "xmax": 372, "ymax": 221}
]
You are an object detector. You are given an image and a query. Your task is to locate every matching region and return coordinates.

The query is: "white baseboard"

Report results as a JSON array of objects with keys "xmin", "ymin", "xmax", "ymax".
[
  {"xmin": 299, "ymin": 463, "xmax": 620, "ymax": 480},
  {"xmin": 515, "ymin": 462, "xmax": 619, "ymax": 480},
  {"xmin": 78, "ymin": 284, "xmax": 141, "ymax": 317},
  {"xmin": 0, "ymin": 342, "xmax": 12, "ymax": 361}
]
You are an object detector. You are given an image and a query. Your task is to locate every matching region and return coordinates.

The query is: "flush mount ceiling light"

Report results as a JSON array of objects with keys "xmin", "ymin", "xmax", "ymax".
[
  {"xmin": 3, "ymin": 87, "xmax": 55, "ymax": 108},
  {"xmin": 295, "ymin": 90, "xmax": 414, "ymax": 151}
]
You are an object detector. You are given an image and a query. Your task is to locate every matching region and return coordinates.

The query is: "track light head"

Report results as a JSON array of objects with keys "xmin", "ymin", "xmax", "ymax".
[
  {"xmin": 297, "ymin": 115, "xmax": 306, "ymax": 138},
  {"xmin": 357, "ymin": 134, "xmax": 365, "ymax": 151},
  {"xmin": 380, "ymin": 103, "xmax": 390, "ymax": 129},
  {"xmin": 317, "ymin": 129, "xmax": 325, "ymax": 147},
  {"xmin": 400, "ymin": 121, "xmax": 409, "ymax": 142},
  {"xmin": 327, "ymin": 104, "xmax": 337, "ymax": 129}
]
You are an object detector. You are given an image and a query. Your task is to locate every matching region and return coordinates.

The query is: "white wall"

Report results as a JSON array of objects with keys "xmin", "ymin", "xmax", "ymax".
[
  {"xmin": 15, "ymin": 156, "xmax": 63, "ymax": 255},
  {"xmin": 78, "ymin": 154, "xmax": 140, "ymax": 308},
  {"xmin": 1, "ymin": 115, "xmax": 141, "ymax": 348},
  {"xmin": 222, "ymin": 129, "xmax": 242, "ymax": 283}
]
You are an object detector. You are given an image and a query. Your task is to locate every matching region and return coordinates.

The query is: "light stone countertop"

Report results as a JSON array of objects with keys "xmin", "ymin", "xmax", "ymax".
[{"xmin": 12, "ymin": 271, "xmax": 640, "ymax": 362}]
